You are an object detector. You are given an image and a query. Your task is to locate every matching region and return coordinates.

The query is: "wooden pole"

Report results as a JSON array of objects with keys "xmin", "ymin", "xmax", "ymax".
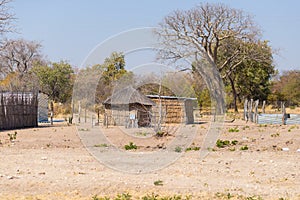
[
  {"xmin": 97, "ymin": 109, "xmax": 100, "ymax": 124},
  {"xmin": 50, "ymin": 100, "xmax": 54, "ymax": 125},
  {"xmin": 157, "ymin": 77, "xmax": 162, "ymax": 132},
  {"xmin": 262, "ymin": 100, "xmax": 266, "ymax": 114},
  {"xmin": 78, "ymin": 101, "xmax": 81, "ymax": 123},
  {"xmin": 70, "ymin": 99, "xmax": 74, "ymax": 124},
  {"xmin": 244, "ymin": 99, "xmax": 248, "ymax": 121},
  {"xmin": 84, "ymin": 107, "xmax": 87, "ymax": 123},
  {"xmin": 282, "ymin": 102, "xmax": 286, "ymax": 125},
  {"xmin": 249, "ymin": 99, "xmax": 253, "ymax": 122},
  {"xmin": 254, "ymin": 100, "xmax": 259, "ymax": 123}
]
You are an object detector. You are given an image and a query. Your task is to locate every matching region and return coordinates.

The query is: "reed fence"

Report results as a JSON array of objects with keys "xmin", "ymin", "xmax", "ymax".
[{"xmin": 0, "ymin": 92, "xmax": 38, "ymax": 130}]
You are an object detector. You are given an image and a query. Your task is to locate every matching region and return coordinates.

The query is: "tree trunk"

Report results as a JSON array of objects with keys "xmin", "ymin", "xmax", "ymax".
[{"xmin": 229, "ymin": 76, "xmax": 238, "ymax": 113}]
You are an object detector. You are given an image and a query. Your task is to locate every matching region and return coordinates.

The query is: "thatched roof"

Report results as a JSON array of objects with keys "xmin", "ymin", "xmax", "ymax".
[
  {"xmin": 146, "ymin": 95, "xmax": 197, "ymax": 101},
  {"xmin": 103, "ymin": 86, "xmax": 155, "ymax": 106}
]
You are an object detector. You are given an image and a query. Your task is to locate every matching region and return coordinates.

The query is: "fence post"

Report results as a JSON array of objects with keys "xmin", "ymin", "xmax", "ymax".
[
  {"xmin": 70, "ymin": 99, "xmax": 74, "ymax": 124},
  {"xmin": 244, "ymin": 99, "xmax": 248, "ymax": 121},
  {"xmin": 84, "ymin": 107, "xmax": 87, "ymax": 123},
  {"xmin": 249, "ymin": 99, "xmax": 253, "ymax": 122},
  {"xmin": 78, "ymin": 101, "xmax": 81, "ymax": 123},
  {"xmin": 97, "ymin": 109, "xmax": 100, "ymax": 124},
  {"xmin": 254, "ymin": 100, "xmax": 259, "ymax": 123},
  {"xmin": 262, "ymin": 100, "xmax": 266, "ymax": 114},
  {"xmin": 50, "ymin": 100, "xmax": 54, "ymax": 125},
  {"xmin": 282, "ymin": 102, "xmax": 286, "ymax": 125}
]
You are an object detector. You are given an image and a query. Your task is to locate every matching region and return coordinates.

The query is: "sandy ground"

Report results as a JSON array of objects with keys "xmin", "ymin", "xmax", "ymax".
[{"xmin": 0, "ymin": 119, "xmax": 299, "ymax": 200}]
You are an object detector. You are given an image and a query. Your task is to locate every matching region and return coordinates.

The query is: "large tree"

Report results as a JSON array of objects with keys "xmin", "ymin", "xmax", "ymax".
[
  {"xmin": 219, "ymin": 39, "xmax": 275, "ymax": 111},
  {"xmin": 156, "ymin": 3, "xmax": 274, "ymax": 112},
  {"xmin": 32, "ymin": 61, "xmax": 74, "ymax": 103},
  {"xmin": 0, "ymin": 39, "xmax": 44, "ymax": 91},
  {"xmin": 73, "ymin": 52, "xmax": 133, "ymax": 116},
  {"xmin": 96, "ymin": 52, "xmax": 133, "ymax": 103},
  {"xmin": 0, "ymin": 39, "xmax": 43, "ymax": 77},
  {"xmin": 32, "ymin": 61, "xmax": 74, "ymax": 123}
]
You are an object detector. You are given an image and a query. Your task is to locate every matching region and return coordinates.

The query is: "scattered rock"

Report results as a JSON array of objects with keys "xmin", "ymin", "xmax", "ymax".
[
  {"xmin": 285, "ymin": 140, "xmax": 293, "ymax": 145},
  {"xmin": 282, "ymin": 147, "xmax": 289, "ymax": 151},
  {"xmin": 157, "ymin": 143, "xmax": 165, "ymax": 149},
  {"xmin": 6, "ymin": 175, "xmax": 19, "ymax": 180}
]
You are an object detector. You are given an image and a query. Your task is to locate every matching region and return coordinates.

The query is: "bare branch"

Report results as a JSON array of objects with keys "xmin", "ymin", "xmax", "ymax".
[
  {"xmin": 0, "ymin": 0, "xmax": 15, "ymax": 35},
  {"xmin": 156, "ymin": 2, "xmax": 259, "ymax": 68},
  {"xmin": 0, "ymin": 39, "xmax": 44, "ymax": 78}
]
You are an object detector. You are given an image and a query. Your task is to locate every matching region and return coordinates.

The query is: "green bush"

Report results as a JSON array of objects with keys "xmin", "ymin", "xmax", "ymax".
[
  {"xmin": 242, "ymin": 125, "xmax": 250, "ymax": 130},
  {"xmin": 185, "ymin": 146, "xmax": 200, "ymax": 152},
  {"xmin": 153, "ymin": 180, "xmax": 163, "ymax": 186},
  {"xmin": 175, "ymin": 146, "xmax": 182, "ymax": 153},
  {"xmin": 115, "ymin": 193, "xmax": 132, "ymax": 200},
  {"xmin": 92, "ymin": 195, "xmax": 110, "ymax": 200},
  {"xmin": 240, "ymin": 145, "xmax": 249, "ymax": 150},
  {"xmin": 228, "ymin": 127, "xmax": 239, "ymax": 132},
  {"xmin": 216, "ymin": 139, "xmax": 230, "ymax": 148},
  {"xmin": 156, "ymin": 131, "xmax": 165, "ymax": 137},
  {"xmin": 7, "ymin": 131, "xmax": 17, "ymax": 141},
  {"xmin": 231, "ymin": 140, "xmax": 238, "ymax": 145},
  {"xmin": 124, "ymin": 142, "xmax": 137, "ymax": 150},
  {"xmin": 216, "ymin": 139, "xmax": 239, "ymax": 149}
]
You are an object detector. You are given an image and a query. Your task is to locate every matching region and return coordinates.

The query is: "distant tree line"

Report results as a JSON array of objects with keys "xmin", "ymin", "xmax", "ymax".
[
  {"xmin": 0, "ymin": 0, "xmax": 298, "ymax": 119},
  {"xmin": 268, "ymin": 70, "xmax": 300, "ymax": 106}
]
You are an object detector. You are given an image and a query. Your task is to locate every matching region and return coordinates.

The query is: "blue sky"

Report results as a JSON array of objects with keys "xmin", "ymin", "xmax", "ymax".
[{"xmin": 8, "ymin": 0, "xmax": 300, "ymax": 72}]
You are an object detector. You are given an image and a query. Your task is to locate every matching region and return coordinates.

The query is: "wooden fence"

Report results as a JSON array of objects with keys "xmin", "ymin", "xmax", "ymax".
[{"xmin": 0, "ymin": 92, "xmax": 38, "ymax": 130}]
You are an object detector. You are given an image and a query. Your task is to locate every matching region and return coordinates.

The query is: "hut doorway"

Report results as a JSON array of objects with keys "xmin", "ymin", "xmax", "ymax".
[{"xmin": 137, "ymin": 109, "xmax": 151, "ymax": 127}]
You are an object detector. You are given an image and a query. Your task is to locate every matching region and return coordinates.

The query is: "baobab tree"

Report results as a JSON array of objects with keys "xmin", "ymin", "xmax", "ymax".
[{"xmin": 156, "ymin": 3, "xmax": 274, "ymax": 112}]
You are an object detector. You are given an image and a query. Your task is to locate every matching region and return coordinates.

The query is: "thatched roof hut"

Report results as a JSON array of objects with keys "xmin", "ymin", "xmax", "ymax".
[
  {"xmin": 103, "ymin": 86, "xmax": 155, "ymax": 127},
  {"xmin": 103, "ymin": 86, "xmax": 155, "ymax": 106}
]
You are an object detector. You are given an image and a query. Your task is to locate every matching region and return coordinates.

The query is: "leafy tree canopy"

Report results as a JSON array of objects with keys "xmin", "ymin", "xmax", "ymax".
[
  {"xmin": 270, "ymin": 70, "xmax": 300, "ymax": 106},
  {"xmin": 32, "ymin": 61, "xmax": 74, "ymax": 103}
]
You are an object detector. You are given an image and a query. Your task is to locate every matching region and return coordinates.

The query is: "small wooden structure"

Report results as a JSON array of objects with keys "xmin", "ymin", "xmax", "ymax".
[
  {"xmin": 147, "ymin": 95, "xmax": 196, "ymax": 124},
  {"xmin": 0, "ymin": 92, "xmax": 38, "ymax": 130},
  {"xmin": 103, "ymin": 87, "xmax": 156, "ymax": 127}
]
